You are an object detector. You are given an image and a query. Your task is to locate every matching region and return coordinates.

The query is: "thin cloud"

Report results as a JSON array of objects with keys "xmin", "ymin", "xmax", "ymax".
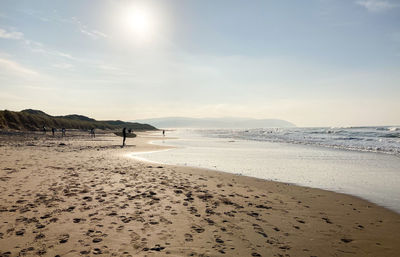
[
  {"xmin": 19, "ymin": 9, "xmax": 51, "ymax": 22},
  {"xmin": 356, "ymin": 0, "xmax": 399, "ymax": 12},
  {"xmin": 24, "ymin": 41, "xmax": 80, "ymax": 61},
  {"xmin": 92, "ymin": 30, "xmax": 108, "ymax": 38},
  {"xmin": 70, "ymin": 17, "xmax": 108, "ymax": 39},
  {"xmin": 0, "ymin": 28, "xmax": 24, "ymax": 40},
  {"xmin": 99, "ymin": 64, "xmax": 119, "ymax": 70},
  {"xmin": 54, "ymin": 51, "xmax": 77, "ymax": 60},
  {"xmin": 0, "ymin": 92, "xmax": 25, "ymax": 101},
  {"xmin": 0, "ymin": 57, "xmax": 39, "ymax": 76},
  {"xmin": 24, "ymin": 11, "xmax": 108, "ymax": 39},
  {"xmin": 0, "ymin": 27, "xmax": 79, "ymax": 62},
  {"xmin": 52, "ymin": 63, "xmax": 74, "ymax": 70}
]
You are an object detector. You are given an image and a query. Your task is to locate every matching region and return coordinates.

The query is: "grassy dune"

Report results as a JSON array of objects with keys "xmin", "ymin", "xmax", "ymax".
[{"xmin": 0, "ymin": 109, "xmax": 157, "ymax": 131}]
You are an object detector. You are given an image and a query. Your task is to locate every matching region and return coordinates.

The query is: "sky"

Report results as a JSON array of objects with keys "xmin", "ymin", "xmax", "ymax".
[{"xmin": 0, "ymin": 0, "xmax": 399, "ymax": 127}]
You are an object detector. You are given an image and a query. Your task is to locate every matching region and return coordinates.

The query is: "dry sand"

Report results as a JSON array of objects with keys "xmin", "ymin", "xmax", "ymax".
[{"xmin": 0, "ymin": 131, "xmax": 399, "ymax": 257}]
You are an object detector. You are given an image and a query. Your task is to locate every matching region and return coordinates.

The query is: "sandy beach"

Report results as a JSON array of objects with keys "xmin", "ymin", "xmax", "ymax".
[{"xmin": 0, "ymin": 131, "xmax": 399, "ymax": 257}]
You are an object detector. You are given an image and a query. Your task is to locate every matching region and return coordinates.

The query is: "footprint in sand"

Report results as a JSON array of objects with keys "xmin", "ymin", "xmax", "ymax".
[
  {"xmin": 184, "ymin": 233, "xmax": 193, "ymax": 242},
  {"xmin": 73, "ymin": 218, "xmax": 85, "ymax": 223},
  {"xmin": 92, "ymin": 238, "xmax": 103, "ymax": 243},
  {"xmin": 341, "ymin": 238, "xmax": 353, "ymax": 243},
  {"xmin": 191, "ymin": 225, "xmax": 205, "ymax": 233},
  {"xmin": 93, "ymin": 248, "xmax": 102, "ymax": 254},
  {"xmin": 59, "ymin": 234, "xmax": 70, "ymax": 244},
  {"xmin": 15, "ymin": 229, "xmax": 25, "ymax": 236},
  {"xmin": 35, "ymin": 233, "xmax": 45, "ymax": 239},
  {"xmin": 322, "ymin": 217, "xmax": 332, "ymax": 224}
]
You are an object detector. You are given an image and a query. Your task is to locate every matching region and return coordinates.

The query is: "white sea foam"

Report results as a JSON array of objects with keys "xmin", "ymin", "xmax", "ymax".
[{"xmin": 198, "ymin": 127, "xmax": 400, "ymax": 156}]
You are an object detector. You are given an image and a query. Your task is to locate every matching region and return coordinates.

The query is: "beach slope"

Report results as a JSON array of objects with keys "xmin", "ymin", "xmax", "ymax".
[{"xmin": 0, "ymin": 131, "xmax": 399, "ymax": 256}]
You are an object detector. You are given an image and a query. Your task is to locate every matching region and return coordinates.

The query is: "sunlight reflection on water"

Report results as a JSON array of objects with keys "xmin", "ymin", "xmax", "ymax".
[{"xmin": 131, "ymin": 129, "xmax": 400, "ymax": 213}]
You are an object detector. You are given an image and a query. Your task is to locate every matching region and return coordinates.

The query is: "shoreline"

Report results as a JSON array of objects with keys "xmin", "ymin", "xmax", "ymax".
[
  {"xmin": 0, "ymin": 131, "xmax": 399, "ymax": 256},
  {"xmin": 133, "ymin": 133, "xmax": 400, "ymax": 215}
]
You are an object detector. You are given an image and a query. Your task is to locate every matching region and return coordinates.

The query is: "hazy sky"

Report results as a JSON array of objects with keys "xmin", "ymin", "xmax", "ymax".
[{"xmin": 0, "ymin": 0, "xmax": 399, "ymax": 127}]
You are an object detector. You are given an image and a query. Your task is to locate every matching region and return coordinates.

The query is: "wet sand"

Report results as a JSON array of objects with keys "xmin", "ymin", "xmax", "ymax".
[{"xmin": 0, "ymin": 131, "xmax": 399, "ymax": 257}]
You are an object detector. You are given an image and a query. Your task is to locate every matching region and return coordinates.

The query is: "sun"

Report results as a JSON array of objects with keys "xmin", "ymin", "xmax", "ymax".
[{"xmin": 123, "ymin": 6, "xmax": 154, "ymax": 40}]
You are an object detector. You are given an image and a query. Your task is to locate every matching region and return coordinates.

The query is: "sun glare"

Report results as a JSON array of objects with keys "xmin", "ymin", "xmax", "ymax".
[{"xmin": 123, "ymin": 6, "xmax": 154, "ymax": 40}]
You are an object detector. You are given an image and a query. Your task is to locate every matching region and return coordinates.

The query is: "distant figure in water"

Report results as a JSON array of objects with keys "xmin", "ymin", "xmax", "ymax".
[
  {"xmin": 122, "ymin": 127, "xmax": 127, "ymax": 147},
  {"xmin": 42, "ymin": 125, "xmax": 46, "ymax": 134},
  {"xmin": 51, "ymin": 128, "xmax": 55, "ymax": 136},
  {"xmin": 90, "ymin": 128, "xmax": 95, "ymax": 138},
  {"xmin": 61, "ymin": 128, "xmax": 66, "ymax": 137},
  {"xmin": 128, "ymin": 129, "xmax": 132, "ymax": 134},
  {"xmin": 163, "ymin": 130, "xmax": 165, "ymax": 136}
]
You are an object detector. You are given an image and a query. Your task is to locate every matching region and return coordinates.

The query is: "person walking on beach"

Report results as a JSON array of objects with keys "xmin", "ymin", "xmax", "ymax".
[
  {"xmin": 90, "ymin": 128, "xmax": 95, "ymax": 138},
  {"xmin": 61, "ymin": 128, "xmax": 66, "ymax": 137},
  {"xmin": 42, "ymin": 125, "xmax": 46, "ymax": 134},
  {"xmin": 162, "ymin": 130, "xmax": 165, "ymax": 136},
  {"xmin": 122, "ymin": 127, "xmax": 127, "ymax": 147},
  {"xmin": 51, "ymin": 128, "xmax": 55, "ymax": 137}
]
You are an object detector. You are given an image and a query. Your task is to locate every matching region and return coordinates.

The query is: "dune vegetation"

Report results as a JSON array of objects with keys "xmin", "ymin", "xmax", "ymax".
[{"xmin": 0, "ymin": 109, "xmax": 157, "ymax": 131}]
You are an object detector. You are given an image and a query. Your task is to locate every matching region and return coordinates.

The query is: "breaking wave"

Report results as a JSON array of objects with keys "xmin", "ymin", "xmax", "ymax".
[{"xmin": 197, "ymin": 126, "xmax": 400, "ymax": 156}]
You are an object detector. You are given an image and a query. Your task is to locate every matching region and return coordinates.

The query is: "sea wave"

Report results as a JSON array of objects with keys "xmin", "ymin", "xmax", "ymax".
[{"xmin": 197, "ymin": 126, "xmax": 400, "ymax": 156}]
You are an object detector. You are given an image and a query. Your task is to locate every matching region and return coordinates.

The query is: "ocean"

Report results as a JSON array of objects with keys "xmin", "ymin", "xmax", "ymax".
[
  {"xmin": 131, "ymin": 127, "xmax": 400, "ymax": 213},
  {"xmin": 201, "ymin": 126, "xmax": 400, "ymax": 156}
]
